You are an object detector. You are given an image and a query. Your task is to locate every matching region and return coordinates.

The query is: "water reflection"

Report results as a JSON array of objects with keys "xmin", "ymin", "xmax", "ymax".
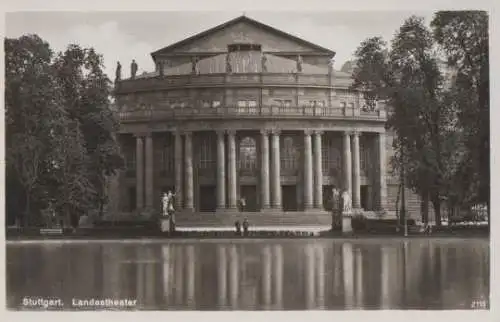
[{"xmin": 6, "ymin": 239, "xmax": 489, "ymax": 310}]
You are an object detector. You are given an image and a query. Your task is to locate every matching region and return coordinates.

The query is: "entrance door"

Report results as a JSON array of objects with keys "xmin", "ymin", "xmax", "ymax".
[
  {"xmin": 282, "ymin": 185, "xmax": 298, "ymax": 211},
  {"xmin": 360, "ymin": 185, "xmax": 369, "ymax": 210},
  {"xmin": 240, "ymin": 185, "xmax": 258, "ymax": 212},
  {"xmin": 199, "ymin": 185, "xmax": 216, "ymax": 212}
]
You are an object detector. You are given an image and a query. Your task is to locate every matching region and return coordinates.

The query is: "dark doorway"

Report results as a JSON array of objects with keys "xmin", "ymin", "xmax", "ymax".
[
  {"xmin": 323, "ymin": 185, "xmax": 339, "ymax": 211},
  {"xmin": 282, "ymin": 185, "xmax": 298, "ymax": 211},
  {"xmin": 361, "ymin": 185, "xmax": 369, "ymax": 210},
  {"xmin": 199, "ymin": 185, "xmax": 217, "ymax": 212},
  {"xmin": 240, "ymin": 185, "xmax": 258, "ymax": 212},
  {"xmin": 128, "ymin": 187, "xmax": 136, "ymax": 211}
]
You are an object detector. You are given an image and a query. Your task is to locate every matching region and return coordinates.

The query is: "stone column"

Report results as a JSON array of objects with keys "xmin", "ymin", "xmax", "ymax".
[
  {"xmin": 376, "ymin": 132, "xmax": 388, "ymax": 210},
  {"xmin": 135, "ymin": 135, "xmax": 144, "ymax": 210},
  {"xmin": 342, "ymin": 132, "xmax": 352, "ymax": 194},
  {"xmin": 227, "ymin": 130, "xmax": 238, "ymax": 210},
  {"xmin": 216, "ymin": 130, "xmax": 226, "ymax": 210},
  {"xmin": 184, "ymin": 131, "xmax": 194, "ymax": 211},
  {"xmin": 271, "ymin": 130, "xmax": 282, "ymax": 209},
  {"xmin": 174, "ymin": 131, "xmax": 183, "ymax": 210},
  {"xmin": 260, "ymin": 130, "xmax": 271, "ymax": 210},
  {"xmin": 313, "ymin": 130, "xmax": 324, "ymax": 209},
  {"xmin": 144, "ymin": 133, "xmax": 154, "ymax": 210},
  {"xmin": 352, "ymin": 131, "xmax": 361, "ymax": 209},
  {"xmin": 304, "ymin": 130, "xmax": 314, "ymax": 210}
]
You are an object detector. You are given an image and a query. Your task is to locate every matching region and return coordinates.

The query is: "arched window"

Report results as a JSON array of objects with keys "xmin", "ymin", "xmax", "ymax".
[
  {"xmin": 239, "ymin": 137, "xmax": 257, "ymax": 170},
  {"xmin": 281, "ymin": 136, "xmax": 298, "ymax": 170}
]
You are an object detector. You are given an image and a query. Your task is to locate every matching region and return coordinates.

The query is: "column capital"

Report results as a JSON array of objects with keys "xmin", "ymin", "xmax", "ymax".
[
  {"xmin": 226, "ymin": 129, "xmax": 236, "ymax": 137},
  {"xmin": 216, "ymin": 129, "xmax": 226, "ymax": 137},
  {"xmin": 183, "ymin": 130, "xmax": 193, "ymax": 138},
  {"xmin": 270, "ymin": 129, "xmax": 281, "ymax": 136},
  {"xmin": 304, "ymin": 129, "xmax": 314, "ymax": 136},
  {"xmin": 313, "ymin": 130, "xmax": 324, "ymax": 136},
  {"xmin": 171, "ymin": 128, "xmax": 183, "ymax": 136},
  {"xmin": 352, "ymin": 130, "xmax": 361, "ymax": 137},
  {"xmin": 260, "ymin": 129, "xmax": 271, "ymax": 136},
  {"xmin": 342, "ymin": 131, "xmax": 351, "ymax": 137}
]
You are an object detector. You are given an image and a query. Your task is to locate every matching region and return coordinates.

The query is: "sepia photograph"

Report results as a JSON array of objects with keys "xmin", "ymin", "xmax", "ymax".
[{"xmin": 4, "ymin": 6, "xmax": 490, "ymax": 314}]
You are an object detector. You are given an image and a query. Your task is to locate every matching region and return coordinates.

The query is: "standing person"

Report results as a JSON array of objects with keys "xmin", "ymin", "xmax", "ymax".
[{"xmin": 239, "ymin": 196, "xmax": 246, "ymax": 212}]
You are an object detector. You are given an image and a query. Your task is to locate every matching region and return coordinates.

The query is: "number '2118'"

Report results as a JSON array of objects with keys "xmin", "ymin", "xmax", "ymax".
[{"xmin": 471, "ymin": 299, "xmax": 488, "ymax": 309}]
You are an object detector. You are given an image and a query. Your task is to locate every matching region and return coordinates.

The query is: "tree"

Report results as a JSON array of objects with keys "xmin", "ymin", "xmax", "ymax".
[
  {"xmin": 53, "ymin": 45, "xmax": 123, "ymax": 217},
  {"xmin": 5, "ymin": 34, "xmax": 124, "ymax": 227},
  {"xmin": 5, "ymin": 35, "xmax": 66, "ymax": 226},
  {"xmin": 351, "ymin": 16, "xmax": 457, "ymax": 226},
  {"xmin": 431, "ymin": 11, "xmax": 489, "ymax": 214}
]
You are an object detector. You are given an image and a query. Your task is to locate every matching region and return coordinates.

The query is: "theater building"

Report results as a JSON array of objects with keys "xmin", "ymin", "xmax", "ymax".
[{"xmin": 110, "ymin": 16, "xmax": 422, "ymax": 227}]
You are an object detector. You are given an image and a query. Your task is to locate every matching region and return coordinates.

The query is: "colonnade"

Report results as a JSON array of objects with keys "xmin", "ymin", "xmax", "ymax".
[{"xmin": 132, "ymin": 129, "xmax": 387, "ymax": 212}]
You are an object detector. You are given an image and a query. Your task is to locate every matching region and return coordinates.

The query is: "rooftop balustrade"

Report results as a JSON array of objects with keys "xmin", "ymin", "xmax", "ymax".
[
  {"xmin": 118, "ymin": 104, "xmax": 386, "ymax": 123},
  {"xmin": 114, "ymin": 72, "xmax": 354, "ymax": 93}
]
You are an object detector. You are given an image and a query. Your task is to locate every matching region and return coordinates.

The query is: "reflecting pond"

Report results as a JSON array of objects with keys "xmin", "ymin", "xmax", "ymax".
[{"xmin": 6, "ymin": 238, "xmax": 489, "ymax": 310}]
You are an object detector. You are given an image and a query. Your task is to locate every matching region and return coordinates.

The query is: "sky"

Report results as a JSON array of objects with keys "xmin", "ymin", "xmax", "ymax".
[{"xmin": 6, "ymin": 11, "xmax": 436, "ymax": 80}]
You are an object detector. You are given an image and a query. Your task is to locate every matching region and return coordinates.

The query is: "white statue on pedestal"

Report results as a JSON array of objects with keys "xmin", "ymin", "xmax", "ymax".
[
  {"xmin": 341, "ymin": 190, "xmax": 352, "ymax": 214},
  {"xmin": 162, "ymin": 191, "xmax": 175, "ymax": 217}
]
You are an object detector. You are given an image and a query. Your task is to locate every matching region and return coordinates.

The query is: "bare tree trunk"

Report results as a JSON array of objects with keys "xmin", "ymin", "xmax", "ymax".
[
  {"xmin": 421, "ymin": 192, "xmax": 429, "ymax": 224},
  {"xmin": 431, "ymin": 194, "xmax": 442, "ymax": 227}
]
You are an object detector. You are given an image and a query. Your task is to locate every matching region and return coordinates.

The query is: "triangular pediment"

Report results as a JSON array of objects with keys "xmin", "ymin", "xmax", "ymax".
[{"xmin": 152, "ymin": 16, "xmax": 335, "ymax": 57}]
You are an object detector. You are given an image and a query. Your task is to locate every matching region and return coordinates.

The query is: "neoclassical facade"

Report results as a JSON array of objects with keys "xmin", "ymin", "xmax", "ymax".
[{"xmin": 109, "ymin": 16, "xmax": 415, "ymax": 224}]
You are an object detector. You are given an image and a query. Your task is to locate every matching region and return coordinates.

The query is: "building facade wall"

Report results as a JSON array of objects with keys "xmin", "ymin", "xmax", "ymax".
[{"xmin": 109, "ymin": 16, "xmax": 430, "ymax": 222}]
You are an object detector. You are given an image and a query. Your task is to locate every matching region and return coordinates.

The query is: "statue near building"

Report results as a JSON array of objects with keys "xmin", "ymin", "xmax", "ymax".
[
  {"xmin": 297, "ymin": 55, "xmax": 303, "ymax": 73},
  {"xmin": 131, "ymin": 59, "xmax": 138, "ymax": 79},
  {"xmin": 115, "ymin": 61, "xmax": 122, "ymax": 82},
  {"xmin": 261, "ymin": 54, "xmax": 268, "ymax": 72},
  {"xmin": 162, "ymin": 191, "xmax": 175, "ymax": 217},
  {"xmin": 341, "ymin": 189, "xmax": 352, "ymax": 214}
]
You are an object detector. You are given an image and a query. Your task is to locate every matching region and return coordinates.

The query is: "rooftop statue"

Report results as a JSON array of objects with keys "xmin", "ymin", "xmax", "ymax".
[
  {"xmin": 115, "ymin": 61, "xmax": 122, "ymax": 82},
  {"xmin": 261, "ymin": 54, "xmax": 268, "ymax": 72},
  {"xmin": 297, "ymin": 55, "xmax": 303, "ymax": 73},
  {"xmin": 131, "ymin": 59, "xmax": 138, "ymax": 79}
]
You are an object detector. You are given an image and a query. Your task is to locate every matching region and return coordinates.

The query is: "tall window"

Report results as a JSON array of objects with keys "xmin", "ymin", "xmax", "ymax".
[
  {"xmin": 322, "ymin": 137, "xmax": 341, "ymax": 174},
  {"xmin": 199, "ymin": 136, "xmax": 215, "ymax": 169},
  {"xmin": 125, "ymin": 145, "xmax": 136, "ymax": 176},
  {"xmin": 239, "ymin": 137, "xmax": 257, "ymax": 170},
  {"xmin": 281, "ymin": 136, "xmax": 298, "ymax": 170},
  {"xmin": 160, "ymin": 140, "xmax": 174, "ymax": 175}
]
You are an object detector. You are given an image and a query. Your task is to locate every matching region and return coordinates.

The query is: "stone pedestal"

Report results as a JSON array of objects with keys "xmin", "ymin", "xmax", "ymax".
[
  {"xmin": 160, "ymin": 217, "xmax": 175, "ymax": 233},
  {"xmin": 160, "ymin": 218, "xmax": 171, "ymax": 233},
  {"xmin": 341, "ymin": 211, "xmax": 353, "ymax": 233}
]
